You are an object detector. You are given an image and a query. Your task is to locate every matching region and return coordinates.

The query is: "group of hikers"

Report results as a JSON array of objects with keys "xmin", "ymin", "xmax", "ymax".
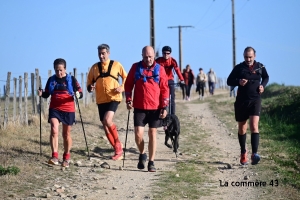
[{"xmin": 37, "ymin": 44, "xmax": 269, "ymax": 171}]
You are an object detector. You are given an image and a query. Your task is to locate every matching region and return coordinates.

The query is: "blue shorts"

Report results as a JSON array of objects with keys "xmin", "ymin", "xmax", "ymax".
[{"xmin": 48, "ymin": 108, "xmax": 75, "ymax": 125}]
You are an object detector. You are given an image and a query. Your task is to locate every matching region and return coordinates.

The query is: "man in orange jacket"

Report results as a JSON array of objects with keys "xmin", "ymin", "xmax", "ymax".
[
  {"xmin": 87, "ymin": 44, "xmax": 127, "ymax": 160},
  {"xmin": 125, "ymin": 46, "xmax": 169, "ymax": 172}
]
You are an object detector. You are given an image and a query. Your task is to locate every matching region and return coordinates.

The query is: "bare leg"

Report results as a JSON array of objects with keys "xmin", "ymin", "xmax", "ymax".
[{"xmin": 148, "ymin": 128, "xmax": 157, "ymax": 161}]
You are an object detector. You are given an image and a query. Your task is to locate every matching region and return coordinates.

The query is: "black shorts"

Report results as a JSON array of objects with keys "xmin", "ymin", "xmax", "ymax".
[
  {"xmin": 234, "ymin": 99, "xmax": 261, "ymax": 122},
  {"xmin": 134, "ymin": 108, "xmax": 162, "ymax": 128},
  {"xmin": 97, "ymin": 101, "xmax": 120, "ymax": 121},
  {"xmin": 48, "ymin": 108, "xmax": 75, "ymax": 125}
]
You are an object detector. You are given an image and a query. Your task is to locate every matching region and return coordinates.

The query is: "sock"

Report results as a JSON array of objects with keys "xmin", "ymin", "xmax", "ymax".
[
  {"xmin": 238, "ymin": 133, "xmax": 247, "ymax": 154},
  {"xmin": 52, "ymin": 152, "xmax": 58, "ymax": 159},
  {"xmin": 251, "ymin": 133, "xmax": 259, "ymax": 154},
  {"xmin": 63, "ymin": 153, "xmax": 70, "ymax": 160},
  {"xmin": 106, "ymin": 133, "xmax": 115, "ymax": 147},
  {"xmin": 108, "ymin": 124, "xmax": 120, "ymax": 144}
]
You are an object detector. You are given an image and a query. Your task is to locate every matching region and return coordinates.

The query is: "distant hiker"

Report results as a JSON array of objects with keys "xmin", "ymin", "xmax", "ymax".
[
  {"xmin": 180, "ymin": 69, "xmax": 186, "ymax": 100},
  {"xmin": 227, "ymin": 46, "xmax": 269, "ymax": 165},
  {"xmin": 182, "ymin": 64, "xmax": 195, "ymax": 101},
  {"xmin": 207, "ymin": 68, "xmax": 217, "ymax": 95},
  {"xmin": 230, "ymin": 86, "xmax": 236, "ymax": 97},
  {"xmin": 86, "ymin": 44, "xmax": 127, "ymax": 160},
  {"xmin": 156, "ymin": 46, "xmax": 184, "ymax": 115},
  {"xmin": 125, "ymin": 46, "xmax": 169, "ymax": 172},
  {"xmin": 38, "ymin": 58, "xmax": 83, "ymax": 168},
  {"xmin": 196, "ymin": 68, "xmax": 207, "ymax": 100}
]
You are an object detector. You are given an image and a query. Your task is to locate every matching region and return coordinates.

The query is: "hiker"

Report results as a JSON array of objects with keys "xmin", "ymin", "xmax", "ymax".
[
  {"xmin": 182, "ymin": 64, "xmax": 195, "ymax": 101},
  {"xmin": 125, "ymin": 46, "xmax": 169, "ymax": 172},
  {"xmin": 230, "ymin": 86, "xmax": 236, "ymax": 97},
  {"xmin": 86, "ymin": 44, "xmax": 127, "ymax": 160},
  {"xmin": 207, "ymin": 68, "xmax": 217, "ymax": 95},
  {"xmin": 38, "ymin": 58, "xmax": 83, "ymax": 168},
  {"xmin": 156, "ymin": 46, "xmax": 184, "ymax": 115},
  {"xmin": 227, "ymin": 46, "xmax": 269, "ymax": 165},
  {"xmin": 196, "ymin": 68, "xmax": 207, "ymax": 100},
  {"xmin": 180, "ymin": 69, "xmax": 186, "ymax": 100}
]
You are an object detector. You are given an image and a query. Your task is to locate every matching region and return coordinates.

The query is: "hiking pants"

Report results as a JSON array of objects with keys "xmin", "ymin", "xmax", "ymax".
[
  {"xmin": 185, "ymin": 84, "xmax": 192, "ymax": 97},
  {"xmin": 198, "ymin": 82, "xmax": 205, "ymax": 96},
  {"xmin": 209, "ymin": 81, "xmax": 215, "ymax": 95},
  {"xmin": 168, "ymin": 80, "xmax": 175, "ymax": 115}
]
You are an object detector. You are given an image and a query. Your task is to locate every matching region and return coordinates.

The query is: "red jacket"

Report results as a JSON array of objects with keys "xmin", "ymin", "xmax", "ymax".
[
  {"xmin": 156, "ymin": 57, "xmax": 184, "ymax": 81},
  {"xmin": 125, "ymin": 61, "xmax": 169, "ymax": 110}
]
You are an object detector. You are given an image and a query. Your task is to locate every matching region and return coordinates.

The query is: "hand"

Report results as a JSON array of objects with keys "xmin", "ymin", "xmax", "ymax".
[
  {"xmin": 88, "ymin": 84, "xmax": 95, "ymax": 92},
  {"xmin": 37, "ymin": 88, "xmax": 43, "ymax": 97},
  {"xmin": 159, "ymin": 109, "xmax": 167, "ymax": 119},
  {"xmin": 126, "ymin": 101, "xmax": 133, "ymax": 110},
  {"xmin": 258, "ymin": 85, "xmax": 264, "ymax": 94},
  {"xmin": 239, "ymin": 79, "xmax": 248, "ymax": 86},
  {"xmin": 180, "ymin": 80, "xmax": 185, "ymax": 85},
  {"xmin": 115, "ymin": 86, "xmax": 123, "ymax": 93},
  {"xmin": 75, "ymin": 91, "xmax": 80, "ymax": 99}
]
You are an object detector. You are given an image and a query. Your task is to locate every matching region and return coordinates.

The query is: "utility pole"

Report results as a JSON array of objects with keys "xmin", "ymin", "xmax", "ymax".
[
  {"xmin": 168, "ymin": 25, "xmax": 194, "ymax": 72},
  {"xmin": 232, "ymin": 0, "xmax": 236, "ymax": 68},
  {"xmin": 150, "ymin": 0, "xmax": 155, "ymax": 50}
]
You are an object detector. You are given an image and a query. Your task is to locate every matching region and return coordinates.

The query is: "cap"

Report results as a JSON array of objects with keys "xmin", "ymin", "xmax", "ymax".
[{"xmin": 162, "ymin": 46, "xmax": 172, "ymax": 53}]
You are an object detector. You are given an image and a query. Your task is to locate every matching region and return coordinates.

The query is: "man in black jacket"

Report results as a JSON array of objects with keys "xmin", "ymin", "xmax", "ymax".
[{"xmin": 227, "ymin": 46, "xmax": 269, "ymax": 166}]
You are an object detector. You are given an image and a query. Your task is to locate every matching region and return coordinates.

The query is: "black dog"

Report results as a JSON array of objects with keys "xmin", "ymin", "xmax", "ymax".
[{"xmin": 162, "ymin": 114, "xmax": 180, "ymax": 154}]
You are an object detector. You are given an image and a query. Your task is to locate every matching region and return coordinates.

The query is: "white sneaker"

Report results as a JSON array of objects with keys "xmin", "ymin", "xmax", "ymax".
[{"xmin": 188, "ymin": 97, "xmax": 191, "ymax": 101}]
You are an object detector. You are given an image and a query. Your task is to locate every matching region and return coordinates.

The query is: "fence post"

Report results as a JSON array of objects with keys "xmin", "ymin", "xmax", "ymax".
[
  {"xmin": 35, "ymin": 69, "xmax": 39, "ymax": 115},
  {"xmin": 81, "ymin": 73, "xmax": 85, "ymax": 105},
  {"xmin": 3, "ymin": 72, "xmax": 11, "ymax": 129},
  {"xmin": 31, "ymin": 73, "xmax": 35, "ymax": 114},
  {"xmin": 18, "ymin": 76, "xmax": 23, "ymax": 124},
  {"xmin": 38, "ymin": 75, "xmax": 45, "ymax": 117},
  {"xmin": 24, "ymin": 73, "xmax": 28, "ymax": 126},
  {"xmin": 13, "ymin": 77, "xmax": 17, "ymax": 122},
  {"xmin": 47, "ymin": 70, "xmax": 51, "ymax": 109},
  {"xmin": 85, "ymin": 72, "xmax": 89, "ymax": 107}
]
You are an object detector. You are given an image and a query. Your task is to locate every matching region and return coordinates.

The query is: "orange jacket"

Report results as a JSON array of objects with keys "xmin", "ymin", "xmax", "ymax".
[
  {"xmin": 125, "ymin": 61, "xmax": 169, "ymax": 110},
  {"xmin": 87, "ymin": 59, "xmax": 127, "ymax": 104}
]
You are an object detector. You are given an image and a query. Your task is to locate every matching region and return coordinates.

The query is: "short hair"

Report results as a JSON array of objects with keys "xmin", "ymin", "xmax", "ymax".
[
  {"xmin": 53, "ymin": 58, "xmax": 66, "ymax": 69},
  {"xmin": 97, "ymin": 44, "xmax": 110, "ymax": 52},
  {"xmin": 244, "ymin": 46, "xmax": 256, "ymax": 55}
]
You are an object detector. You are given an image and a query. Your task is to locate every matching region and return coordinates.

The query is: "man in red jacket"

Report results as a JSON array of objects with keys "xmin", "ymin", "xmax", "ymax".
[
  {"xmin": 156, "ymin": 46, "xmax": 184, "ymax": 115},
  {"xmin": 125, "ymin": 46, "xmax": 169, "ymax": 172}
]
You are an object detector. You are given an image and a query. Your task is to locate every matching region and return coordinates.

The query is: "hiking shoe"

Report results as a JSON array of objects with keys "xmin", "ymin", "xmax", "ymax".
[
  {"xmin": 148, "ymin": 162, "xmax": 156, "ymax": 172},
  {"xmin": 48, "ymin": 157, "xmax": 59, "ymax": 165},
  {"xmin": 137, "ymin": 153, "xmax": 147, "ymax": 169},
  {"xmin": 251, "ymin": 153, "xmax": 260, "ymax": 165},
  {"xmin": 240, "ymin": 152, "xmax": 248, "ymax": 165},
  {"xmin": 62, "ymin": 159, "xmax": 70, "ymax": 168}
]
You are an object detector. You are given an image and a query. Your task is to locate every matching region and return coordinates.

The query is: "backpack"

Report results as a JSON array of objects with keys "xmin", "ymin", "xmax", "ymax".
[
  {"xmin": 134, "ymin": 61, "xmax": 160, "ymax": 83},
  {"xmin": 94, "ymin": 60, "xmax": 118, "ymax": 83},
  {"xmin": 49, "ymin": 73, "xmax": 74, "ymax": 96}
]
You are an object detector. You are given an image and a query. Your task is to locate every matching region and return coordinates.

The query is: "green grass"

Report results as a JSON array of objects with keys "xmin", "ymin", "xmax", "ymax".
[{"xmin": 0, "ymin": 165, "xmax": 20, "ymax": 175}]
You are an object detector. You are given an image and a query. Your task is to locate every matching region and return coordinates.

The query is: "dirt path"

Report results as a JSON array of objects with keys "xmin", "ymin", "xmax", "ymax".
[{"xmin": 19, "ymin": 90, "xmax": 265, "ymax": 200}]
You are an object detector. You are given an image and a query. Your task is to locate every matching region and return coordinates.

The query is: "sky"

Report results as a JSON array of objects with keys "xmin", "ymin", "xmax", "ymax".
[{"xmin": 1, "ymin": 0, "xmax": 300, "ymax": 95}]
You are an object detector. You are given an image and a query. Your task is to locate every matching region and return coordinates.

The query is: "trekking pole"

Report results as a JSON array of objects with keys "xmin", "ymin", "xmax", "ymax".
[
  {"xmin": 122, "ymin": 110, "xmax": 130, "ymax": 168},
  {"xmin": 74, "ymin": 95, "xmax": 90, "ymax": 158},
  {"xmin": 39, "ymin": 87, "xmax": 42, "ymax": 156}
]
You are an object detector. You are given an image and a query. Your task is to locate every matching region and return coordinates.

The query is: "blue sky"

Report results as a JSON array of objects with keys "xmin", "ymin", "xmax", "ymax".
[{"xmin": 1, "ymin": 0, "xmax": 300, "ymax": 95}]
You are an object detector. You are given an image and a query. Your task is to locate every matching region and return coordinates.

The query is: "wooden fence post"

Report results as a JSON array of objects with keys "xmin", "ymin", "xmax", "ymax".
[
  {"xmin": 38, "ymin": 75, "xmax": 45, "ymax": 117},
  {"xmin": 35, "ymin": 69, "xmax": 39, "ymax": 115},
  {"xmin": 3, "ymin": 72, "xmax": 11, "ymax": 129},
  {"xmin": 47, "ymin": 70, "xmax": 51, "ymax": 108},
  {"xmin": 13, "ymin": 77, "xmax": 17, "ymax": 122},
  {"xmin": 18, "ymin": 76, "xmax": 23, "ymax": 124},
  {"xmin": 31, "ymin": 73, "xmax": 35, "ymax": 114},
  {"xmin": 81, "ymin": 73, "xmax": 85, "ymax": 105},
  {"xmin": 24, "ymin": 73, "xmax": 28, "ymax": 126}
]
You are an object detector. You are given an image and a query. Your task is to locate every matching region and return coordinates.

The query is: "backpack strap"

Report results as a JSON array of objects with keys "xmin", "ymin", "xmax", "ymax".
[
  {"xmin": 94, "ymin": 60, "xmax": 118, "ymax": 82},
  {"xmin": 135, "ymin": 62, "xmax": 160, "ymax": 83}
]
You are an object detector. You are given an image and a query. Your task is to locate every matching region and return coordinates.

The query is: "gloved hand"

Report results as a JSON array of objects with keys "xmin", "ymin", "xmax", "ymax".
[
  {"xmin": 75, "ymin": 91, "xmax": 80, "ymax": 99},
  {"xmin": 180, "ymin": 80, "xmax": 185, "ymax": 85}
]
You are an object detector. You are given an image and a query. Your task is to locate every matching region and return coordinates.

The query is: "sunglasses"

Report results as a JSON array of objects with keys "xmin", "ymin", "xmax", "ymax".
[{"xmin": 163, "ymin": 52, "xmax": 171, "ymax": 55}]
